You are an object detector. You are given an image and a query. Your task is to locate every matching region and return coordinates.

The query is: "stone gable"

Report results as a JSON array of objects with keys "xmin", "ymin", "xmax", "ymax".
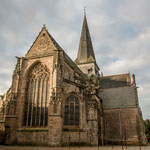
[{"xmin": 25, "ymin": 26, "xmax": 61, "ymax": 58}]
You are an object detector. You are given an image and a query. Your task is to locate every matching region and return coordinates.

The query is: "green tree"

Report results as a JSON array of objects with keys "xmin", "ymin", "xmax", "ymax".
[{"xmin": 144, "ymin": 119, "xmax": 150, "ymax": 142}]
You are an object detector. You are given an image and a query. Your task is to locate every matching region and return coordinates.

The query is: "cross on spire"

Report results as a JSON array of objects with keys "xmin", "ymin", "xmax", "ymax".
[
  {"xmin": 84, "ymin": 6, "xmax": 86, "ymax": 15},
  {"xmin": 43, "ymin": 24, "xmax": 46, "ymax": 28}
]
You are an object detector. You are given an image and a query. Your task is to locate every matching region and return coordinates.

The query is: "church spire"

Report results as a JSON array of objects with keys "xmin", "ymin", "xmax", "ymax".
[
  {"xmin": 75, "ymin": 13, "xmax": 96, "ymax": 64},
  {"xmin": 84, "ymin": 6, "xmax": 86, "ymax": 16}
]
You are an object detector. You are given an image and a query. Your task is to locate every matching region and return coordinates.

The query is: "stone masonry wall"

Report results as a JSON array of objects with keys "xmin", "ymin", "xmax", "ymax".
[
  {"xmin": 16, "ymin": 55, "xmax": 54, "ymax": 129},
  {"xmin": 17, "ymin": 130, "xmax": 48, "ymax": 145},
  {"xmin": 4, "ymin": 26, "xmax": 100, "ymax": 146},
  {"xmin": 6, "ymin": 55, "xmax": 55, "ymax": 145},
  {"xmin": 103, "ymin": 108, "xmax": 147, "ymax": 145},
  {"xmin": 62, "ymin": 131, "xmax": 87, "ymax": 145},
  {"xmin": 77, "ymin": 63, "xmax": 95, "ymax": 75}
]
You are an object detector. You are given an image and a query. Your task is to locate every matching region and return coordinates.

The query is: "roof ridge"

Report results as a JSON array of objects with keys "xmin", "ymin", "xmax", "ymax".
[
  {"xmin": 102, "ymin": 73, "xmax": 130, "ymax": 78},
  {"xmin": 25, "ymin": 25, "xmax": 63, "ymax": 58},
  {"xmin": 26, "ymin": 26, "xmax": 46, "ymax": 56},
  {"xmin": 46, "ymin": 29, "xmax": 63, "ymax": 50}
]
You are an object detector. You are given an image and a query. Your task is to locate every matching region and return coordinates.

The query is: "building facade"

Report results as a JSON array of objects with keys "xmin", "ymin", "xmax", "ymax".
[{"xmin": 0, "ymin": 14, "xmax": 147, "ymax": 146}]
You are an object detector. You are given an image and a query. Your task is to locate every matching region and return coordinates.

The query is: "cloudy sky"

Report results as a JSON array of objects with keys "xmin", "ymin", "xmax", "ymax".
[{"xmin": 0, "ymin": 0, "xmax": 150, "ymax": 119}]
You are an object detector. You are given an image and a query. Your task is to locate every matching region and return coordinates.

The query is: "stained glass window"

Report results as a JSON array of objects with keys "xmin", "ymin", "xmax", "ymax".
[
  {"xmin": 23, "ymin": 63, "xmax": 50, "ymax": 126},
  {"xmin": 64, "ymin": 95, "xmax": 80, "ymax": 126}
]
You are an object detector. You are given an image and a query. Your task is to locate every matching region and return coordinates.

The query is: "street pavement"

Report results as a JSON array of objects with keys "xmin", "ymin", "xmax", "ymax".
[{"xmin": 0, "ymin": 146, "xmax": 150, "ymax": 150}]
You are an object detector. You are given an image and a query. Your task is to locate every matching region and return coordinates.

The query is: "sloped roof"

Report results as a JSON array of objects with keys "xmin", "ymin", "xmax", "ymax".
[
  {"xmin": 99, "ymin": 86, "xmax": 137, "ymax": 109},
  {"xmin": 25, "ymin": 25, "xmax": 87, "ymax": 79},
  {"xmin": 25, "ymin": 25, "xmax": 62, "ymax": 58},
  {"xmin": 75, "ymin": 15, "xmax": 96, "ymax": 64},
  {"xmin": 100, "ymin": 73, "xmax": 131, "ymax": 89},
  {"xmin": 63, "ymin": 52, "xmax": 87, "ymax": 78}
]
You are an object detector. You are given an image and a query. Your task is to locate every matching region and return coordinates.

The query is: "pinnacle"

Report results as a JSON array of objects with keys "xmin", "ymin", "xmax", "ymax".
[{"xmin": 43, "ymin": 24, "xmax": 46, "ymax": 29}]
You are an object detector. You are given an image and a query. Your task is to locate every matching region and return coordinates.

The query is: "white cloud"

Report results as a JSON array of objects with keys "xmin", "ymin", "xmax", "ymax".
[
  {"xmin": 0, "ymin": 0, "xmax": 150, "ymax": 119},
  {"xmin": 118, "ymin": 0, "xmax": 150, "ymax": 25}
]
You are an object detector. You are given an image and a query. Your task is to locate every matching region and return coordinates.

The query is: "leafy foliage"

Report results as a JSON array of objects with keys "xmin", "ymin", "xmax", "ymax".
[{"xmin": 144, "ymin": 119, "xmax": 150, "ymax": 142}]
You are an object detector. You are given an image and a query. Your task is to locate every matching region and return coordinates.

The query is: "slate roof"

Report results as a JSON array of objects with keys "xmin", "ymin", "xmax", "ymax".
[
  {"xmin": 100, "ymin": 73, "xmax": 131, "ymax": 89},
  {"xmin": 75, "ymin": 14, "xmax": 96, "ymax": 64},
  {"xmin": 63, "ymin": 51, "xmax": 87, "ymax": 79},
  {"xmin": 99, "ymin": 86, "xmax": 137, "ymax": 109},
  {"xmin": 25, "ymin": 25, "xmax": 86, "ymax": 79}
]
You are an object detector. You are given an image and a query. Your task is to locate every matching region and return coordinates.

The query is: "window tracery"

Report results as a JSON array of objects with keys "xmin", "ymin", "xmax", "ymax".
[
  {"xmin": 64, "ymin": 94, "xmax": 80, "ymax": 126},
  {"xmin": 23, "ymin": 63, "xmax": 50, "ymax": 126}
]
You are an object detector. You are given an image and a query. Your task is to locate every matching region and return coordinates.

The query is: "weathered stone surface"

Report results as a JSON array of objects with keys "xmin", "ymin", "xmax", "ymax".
[
  {"xmin": 17, "ymin": 130, "xmax": 48, "ymax": 145},
  {"xmin": 0, "ymin": 15, "xmax": 146, "ymax": 147},
  {"xmin": 103, "ymin": 108, "xmax": 147, "ymax": 145},
  {"xmin": 1, "ymin": 145, "xmax": 150, "ymax": 150}
]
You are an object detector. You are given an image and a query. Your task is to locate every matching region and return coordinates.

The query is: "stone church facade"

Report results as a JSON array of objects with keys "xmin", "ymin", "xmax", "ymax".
[{"xmin": 0, "ymin": 14, "xmax": 147, "ymax": 146}]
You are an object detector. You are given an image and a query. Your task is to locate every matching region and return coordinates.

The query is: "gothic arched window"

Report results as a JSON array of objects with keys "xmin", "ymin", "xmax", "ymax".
[
  {"xmin": 23, "ymin": 63, "xmax": 50, "ymax": 126},
  {"xmin": 64, "ymin": 95, "xmax": 80, "ymax": 126}
]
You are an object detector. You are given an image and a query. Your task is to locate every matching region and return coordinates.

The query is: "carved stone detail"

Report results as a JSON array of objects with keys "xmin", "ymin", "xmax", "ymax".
[{"xmin": 50, "ymin": 89, "xmax": 61, "ymax": 105}]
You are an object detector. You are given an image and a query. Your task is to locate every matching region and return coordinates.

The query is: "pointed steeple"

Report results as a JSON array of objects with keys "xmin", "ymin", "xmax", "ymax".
[
  {"xmin": 75, "ymin": 13, "xmax": 96, "ymax": 64},
  {"xmin": 75, "ymin": 13, "xmax": 100, "ymax": 76}
]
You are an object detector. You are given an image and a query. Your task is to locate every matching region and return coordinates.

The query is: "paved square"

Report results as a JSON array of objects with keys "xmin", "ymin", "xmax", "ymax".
[{"xmin": 0, "ymin": 146, "xmax": 150, "ymax": 150}]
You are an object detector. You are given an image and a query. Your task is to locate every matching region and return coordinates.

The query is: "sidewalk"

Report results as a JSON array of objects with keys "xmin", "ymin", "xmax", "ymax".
[{"xmin": 0, "ymin": 145, "xmax": 149, "ymax": 150}]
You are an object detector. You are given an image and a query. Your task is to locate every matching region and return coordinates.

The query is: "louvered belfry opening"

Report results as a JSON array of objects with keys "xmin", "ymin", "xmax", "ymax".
[
  {"xmin": 23, "ymin": 63, "xmax": 50, "ymax": 126},
  {"xmin": 64, "ymin": 95, "xmax": 80, "ymax": 126}
]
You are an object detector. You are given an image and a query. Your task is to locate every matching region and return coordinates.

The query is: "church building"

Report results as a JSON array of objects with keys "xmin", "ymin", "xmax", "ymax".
[{"xmin": 0, "ymin": 14, "xmax": 147, "ymax": 146}]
